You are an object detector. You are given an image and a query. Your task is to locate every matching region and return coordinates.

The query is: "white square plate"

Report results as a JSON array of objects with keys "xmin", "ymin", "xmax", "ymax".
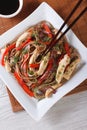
[{"xmin": 0, "ymin": 2, "xmax": 87, "ymax": 121}]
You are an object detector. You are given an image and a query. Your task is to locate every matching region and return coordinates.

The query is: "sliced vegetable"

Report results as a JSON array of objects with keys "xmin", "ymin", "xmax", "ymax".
[
  {"xmin": 64, "ymin": 43, "xmax": 70, "ymax": 56},
  {"xmin": 14, "ymin": 71, "xmax": 34, "ymax": 97},
  {"xmin": 29, "ymin": 63, "xmax": 40, "ymax": 68},
  {"xmin": 43, "ymin": 23, "xmax": 52, "ymax": 38},
  {"xmin": 1, "ymin": 43, "xmax": 15, "ymax": 66},
  {"xmin": 13, "ymin": 56, "xmax": 19, "ymax": 64},
  {"xmin": 28, "ymin": 70, "xmax": 34, "ymax": 75}
]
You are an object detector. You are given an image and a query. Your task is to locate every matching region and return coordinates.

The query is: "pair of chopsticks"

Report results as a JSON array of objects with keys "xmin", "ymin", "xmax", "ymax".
[{"xmin": 43, "ymin": 0, "xmax": 87, "ymax": 56}]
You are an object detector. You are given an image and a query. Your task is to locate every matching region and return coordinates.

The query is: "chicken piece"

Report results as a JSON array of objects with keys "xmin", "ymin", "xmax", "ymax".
[
  {"xmin": 37, "ymin": 52, "xmax": 50, "ymax": 76},
  {"xmin": 45, "ymin": 83, "xmax": 62, "ymax": 97},
  {"xmin": 29, "ymin": 49, "xmax": 39, "ymax": 65},
  {"xmin": 56, "ymin": 54, "xmax": 70, "ymax": 84},
  {"xmin": 63, "ymin": 58, "xmax": 80, "ymax": 80},
  {"xmin": 16, "ymin": 31, "xmax": 30, "ymax": 47}
]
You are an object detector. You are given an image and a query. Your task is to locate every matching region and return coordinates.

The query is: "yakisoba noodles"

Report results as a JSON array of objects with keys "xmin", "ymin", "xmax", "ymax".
[{"xmin": 0, "ymin": 21, "xmax": 80, "ymax": 100}]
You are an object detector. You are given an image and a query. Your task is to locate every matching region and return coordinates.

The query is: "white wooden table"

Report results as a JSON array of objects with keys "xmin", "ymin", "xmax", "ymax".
[{"xmin": 0, "ymin": 78, "xmax": 87, "ymax": 130}]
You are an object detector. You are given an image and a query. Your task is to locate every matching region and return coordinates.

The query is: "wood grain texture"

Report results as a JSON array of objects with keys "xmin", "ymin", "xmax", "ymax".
[
  {"xmin": 0, "ymin": 0, "xmax": 87, "ymax": 112},
  {"xmin": 7, "ymin": 89, "xmax": 24, "ymax": 112}
]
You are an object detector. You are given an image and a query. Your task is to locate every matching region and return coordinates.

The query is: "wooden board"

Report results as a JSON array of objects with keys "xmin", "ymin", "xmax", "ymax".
[{"xmin": 0, "ymin": 0, "xmax": 87, "ymax": 112}]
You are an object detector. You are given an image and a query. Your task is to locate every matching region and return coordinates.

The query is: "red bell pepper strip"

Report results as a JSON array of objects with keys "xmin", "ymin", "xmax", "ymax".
[
  {"xmin": 14, "ymin": 71, "xmax": 34, "ymax": 97},
  {"xmin": 1, "ymin": 43, "xmax": 15, "ymax": 66},
  {"xmin": 16, "ymin": 38, "xmax": 31, "ymax": 51},
  {"xmin": 30, "ymin": 83, "xmax": 36, "ymax": 89},
  {"xmin": 64, "ymin": 43, "xmax": 70, "ymax": 56},
  {"xmin": 38, "ymin": 58, "xmax": 53, "ymax": 85},
  {"xmin": 43, "ymin": 23, "xmax": 52, "ymax": 38},
  {"xmin": 29, "ymin": 63, "xmax": 40, "ymax": 69}
]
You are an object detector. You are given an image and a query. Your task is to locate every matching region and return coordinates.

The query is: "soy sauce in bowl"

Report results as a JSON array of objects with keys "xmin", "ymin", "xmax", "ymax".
[{"xmin": 0, "ymin": 0, "xmax": 19, "ymax": 15}]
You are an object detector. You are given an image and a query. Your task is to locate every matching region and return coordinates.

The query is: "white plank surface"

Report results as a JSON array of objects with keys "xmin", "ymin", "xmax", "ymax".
[{"xmin": 0, "ymin": 78, "xmax": 87, "ymax": 130}]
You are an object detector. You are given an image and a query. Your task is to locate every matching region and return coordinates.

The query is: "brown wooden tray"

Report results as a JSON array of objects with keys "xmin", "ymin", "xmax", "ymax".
[{"xmin": 0, "ymin": 0, "xmax": 87, "ymax": 112}]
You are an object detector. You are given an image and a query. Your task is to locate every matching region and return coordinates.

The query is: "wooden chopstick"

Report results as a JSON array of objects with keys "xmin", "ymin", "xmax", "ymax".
[
  {"xmin": 42, "ymin": 1, "xmax": 87, "ymax": 56},
  {"xmin": 48, "ymin": 0, "xmax": 82, "ymax": 47}
]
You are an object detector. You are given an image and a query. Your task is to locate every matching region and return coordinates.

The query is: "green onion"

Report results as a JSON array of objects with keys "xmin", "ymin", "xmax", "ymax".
[
  {"xmin": 22, "ymin": 49, "xmax": 28, "ymax": 54},
  {"xmin": 28, "ymin": 70, "xmax": 34, "ymax": 75},
  {"xmin": 13, "ymin": 56, "xmax": 19, "ymax": 64},
  {"xmin": 43, "ymin": 37, "xmax": 51, "ymax": 42},
  {"xmin": 34, "ymin": 41, "xmax": 41, "ymax": 45}
]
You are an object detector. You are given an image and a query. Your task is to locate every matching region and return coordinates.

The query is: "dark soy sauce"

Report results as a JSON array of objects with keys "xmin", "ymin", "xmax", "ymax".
[{"xmin": 0, "ymin": 0, "xmax": 19, "ymax": 15}]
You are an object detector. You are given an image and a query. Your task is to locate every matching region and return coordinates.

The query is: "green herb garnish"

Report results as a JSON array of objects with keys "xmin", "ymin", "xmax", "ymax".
[
  {"xmin": 34, "ymin": 41, "xmax": 41, "ymax": 45},
  {"xmin": 28, "ymin": 70, "xmax": 34, "ymax": 75},
  {"xmin": 43, "ymin": 36, "xmax": 51, "ymax": 42},
  {"xmin": 13, "ymin": 56, "xmax": 19, "ymax": 64},
  {"xmin": 22, "ymin": 49, "xmax": 28, "ymax": 54}
]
